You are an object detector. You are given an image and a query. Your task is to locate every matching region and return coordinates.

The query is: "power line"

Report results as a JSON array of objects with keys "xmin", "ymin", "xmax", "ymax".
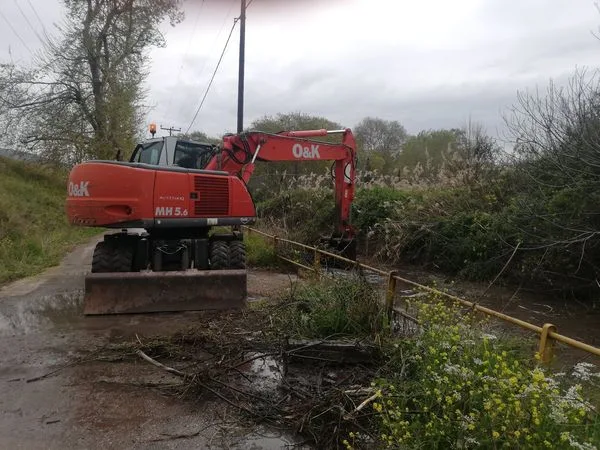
[
  {"xmin": 0, "ymin": 8, "xmax": 32, "ymax": 54},
  {"xmin": 164, "ymin": 0, "xmax": 205, "ymax": 118},
  {"xmin": 13, "ymin": 0, "xmax": 46, "ymax": 47},
  {"xmin": 186, "ymin": 18, "xmax": 239, "ymax": 134},
  {"xmin": 25, "ymin": 0, "xmax": 47, "ymax": 34},
  {"xmin": 192, "ymin": 0, "xmax": 237, "ymax": 84}
]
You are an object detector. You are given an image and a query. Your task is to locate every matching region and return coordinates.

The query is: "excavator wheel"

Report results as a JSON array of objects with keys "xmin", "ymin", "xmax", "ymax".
[
  {"xmin": 229, "ymin": 241, "xmax": 246, "ymax": 269},
  {"xmin": 210, "ymin": 240, "xmax": 229, "ymax": 270},
  {"xmin": 91, "ymin": 240, "xmax": 133, "ymax": 273},
  {"xmin": 91, "ymin": 241, "xmax": 111, "ymax": 273}
]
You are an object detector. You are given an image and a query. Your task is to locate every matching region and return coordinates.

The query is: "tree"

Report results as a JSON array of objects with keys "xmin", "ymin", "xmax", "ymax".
[
  {"xmin": 448, "ymin": 120, "xmax": 501, "ymax": 185},
  {"xmin": 178, "ymin": 130, "xmax": 221, "ymax": 146},
  {"xmin": 0, "ymin": 0, "xmax": 183, "ymax": 164},
  {"xmin": 354, "ymin": 117, "xmax": 407, "ymax": 155},
  {"xmin": 502, "ymin": 68, "xmax": 600, "ymax": 292},
  {"xmin": 396, "ymin": 129, "xmax": 457, "ymax": 180}
]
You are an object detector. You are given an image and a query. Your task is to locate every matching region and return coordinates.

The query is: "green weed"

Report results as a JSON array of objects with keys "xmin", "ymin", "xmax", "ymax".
[
  {"xmin": 272, "ymin": 275, "xmax": 387, "ymax": 339},
  {"xmin": 244, "ymin": 232, "xmax": 280, "ymax": 268},
  {"xmin": 0, "ymin": 157, "xmax": 99, "ymax": 284}
]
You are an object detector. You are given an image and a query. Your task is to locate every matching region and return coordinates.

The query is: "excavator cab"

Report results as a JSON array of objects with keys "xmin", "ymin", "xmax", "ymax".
[{"xmin": 129, "ymin": 136, "xmax": 217, "ymax": 170}]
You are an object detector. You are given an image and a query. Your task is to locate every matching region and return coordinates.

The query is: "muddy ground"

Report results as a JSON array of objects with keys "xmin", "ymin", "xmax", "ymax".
[
  {"xmin": 0, "ymin": 236, "xmax": 301, "ymax": 450},
  {"xmin": 2, "ymin": 237, "xmax": 598, "ymax": 450}
]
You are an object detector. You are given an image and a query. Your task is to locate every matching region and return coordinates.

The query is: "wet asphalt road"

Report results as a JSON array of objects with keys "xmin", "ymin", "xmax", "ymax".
[{"xmin": 0, "ymin": 237, "xmax": 296, "ymax": 450}]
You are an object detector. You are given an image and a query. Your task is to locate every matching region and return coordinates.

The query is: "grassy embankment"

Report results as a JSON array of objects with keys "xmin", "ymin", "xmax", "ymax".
[{"xmin": 0, "ymin": 157, "xmax": 99, "ymax": 285}]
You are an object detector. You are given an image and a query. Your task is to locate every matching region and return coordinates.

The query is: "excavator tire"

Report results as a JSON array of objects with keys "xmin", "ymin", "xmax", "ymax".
[
  {"xmin": 111, "ymin": 245, "xmax": 133, "ymax": 272},
  {"xmin": 91, "ymin": 241, "xmax": 133, "ymax": 273},
  {"xmin": 229, "ymin": 241, "xmax": 246, "ymax": 269},
  {"xmin": 210, "ymin": 241, "xmax": 229, "ymax": 270},
  {"xmin": 91, "ymin": 241, "xmax": 111, "ymax": 273}
]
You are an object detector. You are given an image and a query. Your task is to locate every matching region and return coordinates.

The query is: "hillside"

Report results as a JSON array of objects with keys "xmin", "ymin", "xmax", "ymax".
[{"xmin": 0, "ymin": 157, "xmax": 98, "ymax": 285}]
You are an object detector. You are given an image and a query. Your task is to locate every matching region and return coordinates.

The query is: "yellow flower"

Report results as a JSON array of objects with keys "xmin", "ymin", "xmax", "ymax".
[
  {"xmin": 492, "ymin": 431, "xmax": 500, "ymax": 439},
  {"xmin": 514, "ymin": 431, "xmax": 521, "ymax": 438},
  {"xmin": 532, "ymin": 369, "xmax": 545, "ymax": 383}
]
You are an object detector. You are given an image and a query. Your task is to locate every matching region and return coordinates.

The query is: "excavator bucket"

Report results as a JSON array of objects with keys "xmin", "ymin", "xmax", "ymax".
[
  {"xmin": 83, "ymin": 269, "xmax": 247, "ymax": 315},
  {"xmin": 318, "ymin": 233, "xmax": 357, "ymax": 267}
]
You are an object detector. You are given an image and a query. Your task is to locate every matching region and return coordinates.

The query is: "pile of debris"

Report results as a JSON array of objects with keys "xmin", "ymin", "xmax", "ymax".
[{"xmin": 113, "ymin": 304, "xmax": 394, "ymax": 449}]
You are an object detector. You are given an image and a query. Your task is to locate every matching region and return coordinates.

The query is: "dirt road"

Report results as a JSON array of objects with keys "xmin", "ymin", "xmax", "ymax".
[{"xmin": 0, "ymin": 237, "xmax": 298, "ymax": 450}]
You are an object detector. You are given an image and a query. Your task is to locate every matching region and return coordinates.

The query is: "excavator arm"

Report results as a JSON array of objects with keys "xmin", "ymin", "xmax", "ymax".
[{"xmin": 204, "ymin": 128, "xmax": 357, "ymax": 238}]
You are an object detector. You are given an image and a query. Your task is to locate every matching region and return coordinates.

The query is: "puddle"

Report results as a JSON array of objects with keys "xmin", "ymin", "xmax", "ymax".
[
  {"xmin": 238, "ymin": 353, "xmax": 283, "ymax": 393},
  {"xmin": 0, "ymin": 291, "xmax": 84, "ymax": 335},
  {"xmin": 231, "ymin": 426, "xmax": 307, "ymax": 449}
]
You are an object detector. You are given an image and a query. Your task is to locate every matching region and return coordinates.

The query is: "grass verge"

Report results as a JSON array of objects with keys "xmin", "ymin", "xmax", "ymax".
[{"xmin": 0, "ymin": 157, "xmax": 99, "ymax": 285}]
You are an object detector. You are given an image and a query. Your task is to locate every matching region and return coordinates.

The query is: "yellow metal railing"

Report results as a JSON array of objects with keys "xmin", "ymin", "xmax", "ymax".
[{"xmin": 244, "ymin": 226, "xmax": 600, "ymax": 363}]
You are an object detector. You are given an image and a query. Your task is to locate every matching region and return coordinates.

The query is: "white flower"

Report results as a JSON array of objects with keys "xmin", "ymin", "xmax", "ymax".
[
  {"xmin": 460, "ymin": 414, "xmax": 475, "ymax": 430},
  {"xmin": 572, "ymin": 362, "xmax": 597, "ymax": 382},
  {"xmin": 482, "ymin": 333, "xmax": 497, "ymax": 340},
  {"xmin": 473, "ymin": 358, "xmax": 483, "ymax": 366},
  {"xmin": 568, "ymin": 435, "xmax": 598, "ymax": 450},
  {"xmin": 444, "ymin": 363, "xmax": 462, "ymax": 376},
  {"xmin": 465, "ymin": 437, "xmax": 480, "ymax": 447}
]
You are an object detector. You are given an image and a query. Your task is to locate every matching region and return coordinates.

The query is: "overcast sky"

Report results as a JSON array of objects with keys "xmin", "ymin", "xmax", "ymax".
[{"xmin": 1, "ymin": 0, "xmax": 600, "ymax": 142}]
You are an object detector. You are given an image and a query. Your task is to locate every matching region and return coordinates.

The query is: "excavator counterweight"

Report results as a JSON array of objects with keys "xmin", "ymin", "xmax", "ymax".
[{"xmin": 66, "ymin": 129, "xmax": 357, "ymax": 315}]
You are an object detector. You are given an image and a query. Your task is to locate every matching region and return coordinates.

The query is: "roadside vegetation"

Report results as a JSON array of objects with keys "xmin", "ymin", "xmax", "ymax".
[
  {"xmin": 117, "ymin": 273, "xmax": 600, "ymax": 449},
  {"xmin": 0, "ymin": 157, "xmax": 98, "ymax": 285},
  {"xmin": 244, "ymin": 231, "xmax": 280, "ymax": 269}
]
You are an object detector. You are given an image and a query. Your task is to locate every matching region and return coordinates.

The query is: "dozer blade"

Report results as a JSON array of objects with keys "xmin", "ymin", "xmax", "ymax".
[{"xmin": 83, "ymin": 270, "xmax": 247, "ymax": 315}]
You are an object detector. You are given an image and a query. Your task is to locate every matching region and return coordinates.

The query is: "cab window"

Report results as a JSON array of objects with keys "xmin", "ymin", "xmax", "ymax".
[
  {"xmin": 132, "ymin": 142, "xmax": 162, "ymax": 165},
  {"xmin": 174, "ymin": 141, "xmax": 214, "ymax": 169}
]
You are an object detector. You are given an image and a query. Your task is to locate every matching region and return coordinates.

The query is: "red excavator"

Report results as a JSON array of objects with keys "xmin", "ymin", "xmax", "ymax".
[{"xmin": 66, "ymin": 127, "xmax": 357, "ymax": 314}]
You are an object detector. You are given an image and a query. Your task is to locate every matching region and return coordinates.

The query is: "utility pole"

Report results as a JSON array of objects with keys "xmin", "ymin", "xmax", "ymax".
[
  {"xmin": 161, "ymin": 125, "xmax": 181, "ymax": 136},
  {"xmin": 237, "ymin": 0, "xmax": 246, "ymax": 134}
]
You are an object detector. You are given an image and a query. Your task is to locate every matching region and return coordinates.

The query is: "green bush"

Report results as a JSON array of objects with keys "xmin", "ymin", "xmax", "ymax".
[
  {"xmin": 344, "ymin": 295, "xmax": 600, "ymax": 449},
  {"xmin": 351, "ymin": 187, "xmax": 407, "ymax": 232},
  {"xmin": 273, "ymin": 275, "xmax": 387, "ymax": 339},
  {"xmin": 256, "ymin": 187, "xmax": 335, "ymax": 242},
  {"xmin": 245, "ymin": 232, "xmax": 279, "ymax": 268}
]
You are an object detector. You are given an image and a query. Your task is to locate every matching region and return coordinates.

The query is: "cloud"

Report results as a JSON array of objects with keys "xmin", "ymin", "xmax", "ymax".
[{"xmin": 3, "ymin": 0, "xmax": 600, "ymax": 144}]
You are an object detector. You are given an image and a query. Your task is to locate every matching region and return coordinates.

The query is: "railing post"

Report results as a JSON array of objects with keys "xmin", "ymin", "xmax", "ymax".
[
  {"xmin": 386, "ymin": 271, "xmax": 398, "ymax": 322},
  {"xmin": 313, "ymin": 248, "xmax": 321, "ymax": 277},
  {"xmin": 273, "ymin": 236, "xmax": 278, "ymax": 255},
  {"xmin": 538, "ymin": 323, "xmax": 557, "ymax": 364}
]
